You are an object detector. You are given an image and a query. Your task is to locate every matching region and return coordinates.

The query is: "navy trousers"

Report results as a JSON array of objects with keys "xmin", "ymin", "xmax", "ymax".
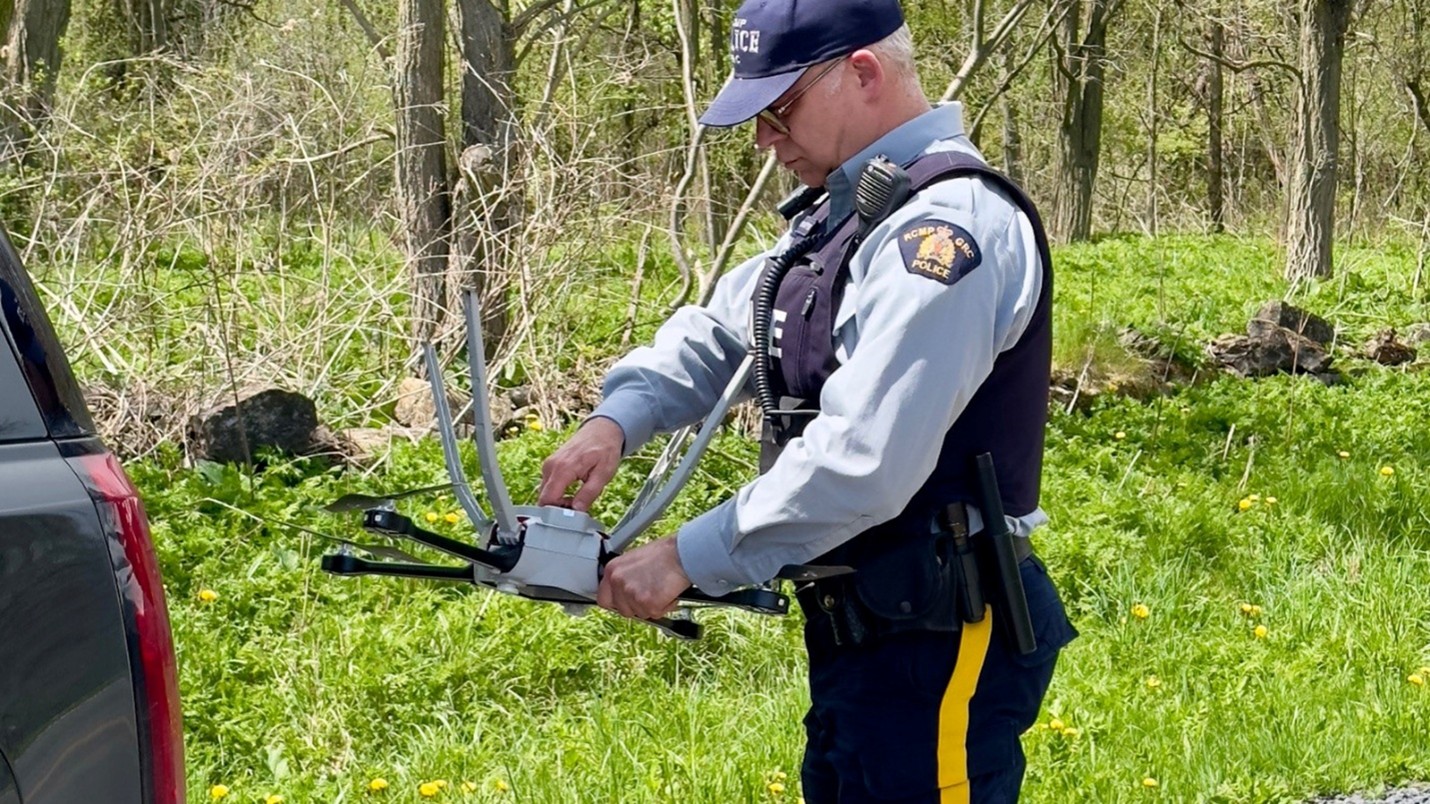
[{"xmin": 799, "ymin": 556, "xmax": 1075, "ymax": 804}]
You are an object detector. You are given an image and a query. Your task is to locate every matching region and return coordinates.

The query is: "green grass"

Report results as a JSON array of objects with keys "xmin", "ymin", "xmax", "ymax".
[{"xmin": 109, "ymin": 232, "xmax": 1430, "ymax": 802}]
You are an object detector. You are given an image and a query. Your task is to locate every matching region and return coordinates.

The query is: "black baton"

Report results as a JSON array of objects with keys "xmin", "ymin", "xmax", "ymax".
[{"xmin": 974, "ymin": 453, "xmax": 1037, "ymax": 655}]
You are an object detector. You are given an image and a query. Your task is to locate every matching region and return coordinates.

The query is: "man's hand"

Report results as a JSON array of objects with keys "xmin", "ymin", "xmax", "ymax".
[
  {"xmin": 598, "ymin": 535, "xmax": 691, "ymax": 621},
  {"xmin": 537, "ymin": 416, "xmax": 625, "ymax": 512}
]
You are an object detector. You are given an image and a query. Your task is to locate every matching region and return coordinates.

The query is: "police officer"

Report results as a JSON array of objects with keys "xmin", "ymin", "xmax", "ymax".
[{"xmin": 539, "ymin": 1, "xmax": 1075, "ymax": 800}]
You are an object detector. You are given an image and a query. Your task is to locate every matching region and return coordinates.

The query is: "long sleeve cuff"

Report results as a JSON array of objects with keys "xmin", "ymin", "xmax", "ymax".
[
  {"xmin": 589, "ymin": 390, "xmax": 659, "ymax": 457},
  {"xmin": 675, "ymin": 498, "xmax": 744, "ymax": 595}
]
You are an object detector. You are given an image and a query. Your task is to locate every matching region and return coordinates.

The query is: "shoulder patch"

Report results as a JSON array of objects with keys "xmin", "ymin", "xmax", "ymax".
[{"xmin": 896, "ymin": 220, "xmax": 981, "ymax": 285}]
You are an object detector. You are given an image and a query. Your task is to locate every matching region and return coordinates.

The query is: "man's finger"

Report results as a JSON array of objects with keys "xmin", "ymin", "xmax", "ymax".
[
  {"xmin": 570, "ymin": 460, "xmax": 618, "ymax": 512},
  {"xmin": 537, "ymin": 459, "xmax": 578, "ymax": 506}
]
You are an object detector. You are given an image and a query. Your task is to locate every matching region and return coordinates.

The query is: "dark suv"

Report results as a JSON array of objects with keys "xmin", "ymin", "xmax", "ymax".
[{"xmin": 0, "ymin": 227, "xmax": 184, "ymax": 803}]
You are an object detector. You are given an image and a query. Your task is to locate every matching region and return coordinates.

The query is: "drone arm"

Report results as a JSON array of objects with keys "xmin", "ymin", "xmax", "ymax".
[
  {"xmin": 462, "ymin": 290, "xmax": 521, "ymax": 538},
  {"xmin": 423, "ymin": 344, "xmax": 495, "ymax": 533},
  {"xmin": 606, "ymin": 353, "xmax": 754, "ymax": 552},
  {"xmin": 364, "ymin": 509, "xmax": 520, "ymax": 572},
  {"xmin": 321, "ymin": 553, "xmax": 476, "ymax": 582}
]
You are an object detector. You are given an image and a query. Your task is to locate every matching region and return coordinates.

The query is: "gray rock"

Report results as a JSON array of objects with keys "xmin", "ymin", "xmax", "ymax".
[
  {"xmin": 393, "ymin": 377, "xmax": 477, "ymax": 430},
  {"xmin": 1404, "ymin": 322, "xmax": 1430, "ymax": 346},
  {"xmin": 1207, "ymin": 329, "xmax": 1332, "ymax": 377},
  {"xmin": 1250, "ymin": 300, "xmax": 1335, "ymax": 346},
  {"xmin": 1305, "ymin": 784, "xmax": 1430, "ymax": 803},
  {"xmin": 1364, "ymin": 329, "xmax": 1417, "ymax": 366},
  {"xmin": 188, "ymin": 388, "xmax": 322, "ymax": 464}
]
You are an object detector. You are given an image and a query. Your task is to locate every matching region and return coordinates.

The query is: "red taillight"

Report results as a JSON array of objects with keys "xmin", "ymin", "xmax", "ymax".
[{"xmin": 72, "ymin": 452, "xmax": 186, "ymax": 804}]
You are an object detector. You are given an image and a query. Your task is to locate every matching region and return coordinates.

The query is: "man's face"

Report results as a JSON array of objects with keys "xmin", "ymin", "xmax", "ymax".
[{"xmin": 754, "ymin": 59, "xmax": 851, "ymax": 188}]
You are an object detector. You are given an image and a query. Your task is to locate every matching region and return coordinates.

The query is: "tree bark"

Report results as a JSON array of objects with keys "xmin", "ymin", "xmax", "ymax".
[
  {"xmin": 395, "ymin": 0, "xmax": 452, "ymax": 347},
  {"xmin": 1284, "ymin": 0, "xmax": 1353, "ymax": 281},
  {"xmin": 453, "ymin": 0, "xmax": 519, "ymax": 354},
  {"xmin": 998, "ymin": 45, "xmax": 1024, "ymax": 186},
  {"xmin": 1053, "ymin": 0, "xmax": 1117, "ymax": 243},
  {"xmin": 1205, "ymin": 10, "xmax": 1226, "ymax": 232},
  {"xmin": 1, "ymin": 0, "xmax": 71, "ymax": 160}
]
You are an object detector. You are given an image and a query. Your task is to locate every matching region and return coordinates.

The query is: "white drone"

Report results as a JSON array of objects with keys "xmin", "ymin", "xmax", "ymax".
[{"xmin": 319, "ymin": 290, "xmax": 848, "ymax": 639}]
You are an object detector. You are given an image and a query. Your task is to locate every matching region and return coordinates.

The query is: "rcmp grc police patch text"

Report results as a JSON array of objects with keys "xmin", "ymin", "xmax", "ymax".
[{"xmin": 897, "ymin": 220, "xmax": 981, "ymax": 285}]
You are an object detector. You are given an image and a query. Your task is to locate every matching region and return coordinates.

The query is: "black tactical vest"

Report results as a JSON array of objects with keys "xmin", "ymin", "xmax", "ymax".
[{"xmin": 757, "ymin": 151, "xmax": 1053, "ymax": 535}]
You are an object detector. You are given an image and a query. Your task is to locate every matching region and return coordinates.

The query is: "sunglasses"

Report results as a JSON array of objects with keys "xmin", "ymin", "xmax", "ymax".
[{"xmin": 756, "ymin": 58, "xmax": 847, "ymax": 136}]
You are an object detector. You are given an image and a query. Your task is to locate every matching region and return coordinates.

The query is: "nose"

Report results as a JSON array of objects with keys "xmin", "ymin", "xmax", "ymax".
[{"xmin": 754, "ymin": 116, "xmax": 784, "ymax": 151}]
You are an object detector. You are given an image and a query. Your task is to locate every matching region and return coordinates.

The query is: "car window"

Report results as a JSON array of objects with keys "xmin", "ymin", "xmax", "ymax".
[
  {"xmin": 0, "ymin": 227, "xmax": 95, "ymax": 438},
  {"xmin": 0, "ymin": 328, "xmax": 46, "ymax": 442}
]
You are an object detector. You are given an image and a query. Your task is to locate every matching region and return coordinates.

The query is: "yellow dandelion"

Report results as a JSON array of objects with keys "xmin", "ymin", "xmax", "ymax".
[
  {"xmin": 369, "ymin": 778, "xmax": 389, "ymax": 792},
  {"xmin": 1419, "ymin": 666, "xmax": 1430, "ymax": 676},
  {"xmin": 1380, "ymin": 466, "xmax": 1395, "ymax": 477},
  {"xmin": 425, "ymin": 511, "xmax": 439, "ymax": 523},
  {"xmin": 419, "ymin": 781, "xmax": 440, "ymax": 797},
  {"xmin": 462, "ymin": 782, "xmax": 478, "ymax": 793},
  {"xmin": 1114, "ymin": 431, "xmax": 1127, "ymax": 440},
  {"xmin": 198, "ymin": 589, "xmax": 218, "ymax": 603},
  {"xmin": 1145, "ymin": 675, "xmax": 1162, "ymax": 689},
  {"xmin": 266, "ymin": 796, "xmax": 284, "ymax": 804},
  {"xmin": 1410, "ymin": 674, "xmax": 1425, "ymax": 687},
  {"xmin": 1265, "ymin": 496, "xmax": 1278, "ymax": 504},
  {"xmin": 1142, "ymin": 777, "xmax": 1159, "ymax": 788},
  {"xmin": 209, "ymin": 785, "xmax": 230, "ymax": 801},
  {"xmin": 1049, "ymin": 717, "xmax": 1066, "ymax": 732},
  {"xmin": 1132, "ymin": 603, "xmax": 1150, "ymax": 620},
  {"xmin": 1237, "ymin": 498, "xmax": 1253, "ymax": 512},
  {"xmin": 1249, "ymin": 494, "xmax": 1260, "ymax": 501},
  {"xmin": 494, "ymin": 779, "xmax": 510, "ymax": 792},
  {"xmin": 444, "ymin": 512, "xmax": 460, "ymax": 524},
  {"xmin": 1249, "ymin": 605, "xmax": 1263, "ymax": 618},
  {"xmin": 769, "ymin": 781, "xmax": 787, "ymax": 794},
  {"xmin": 1239, "ymin": 603, "xmax": 1254, "ymax": 614},
  {"xmin": 1254, "ymin": 625, "xmax": 1268, "ymax": 639},
  {"xmin": 1338, "ymin": 450, "xmax": 1351, "ymax": 459},
  {"xmin": 1063, "ymin": 726, "xmax": 1081, "ymax": 738},
  {"xmin": 772, "ymin": 771, "xmax": 788, "ymax": 781}
]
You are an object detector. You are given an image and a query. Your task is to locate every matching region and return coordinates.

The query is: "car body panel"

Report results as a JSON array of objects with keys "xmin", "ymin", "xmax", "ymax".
[
  {"xmin": 0, "ymin": 440, "xmax": 144, "ymax": 804},
  {"xmin": 0, "ymin": 749, "xmax": 17, "ymax": 804}
]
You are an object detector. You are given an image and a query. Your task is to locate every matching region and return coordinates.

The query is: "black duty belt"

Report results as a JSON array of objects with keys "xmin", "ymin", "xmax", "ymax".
[{"xmin": 795, "ymin": 504, "xmax": 1035, "ymax": 652}]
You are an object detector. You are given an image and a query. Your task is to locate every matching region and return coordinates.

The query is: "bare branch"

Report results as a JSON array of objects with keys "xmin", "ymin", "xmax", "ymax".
[
  {"xmin": 697, "ymin": 152, "xmax": 779, "ymax": 307},
  {"xmin": 1176, "ymin": 33, "xmax": 1302, "ymax": 81},
  {"xmin": 334, "ymin": 0, "xmax": 391, "ymax": 61},
  {"xmin": 940, "ymin": 0, "xmax": 1045, "ymax": 102}
]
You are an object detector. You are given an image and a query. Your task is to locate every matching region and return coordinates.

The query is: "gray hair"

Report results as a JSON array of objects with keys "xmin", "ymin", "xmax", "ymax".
[
  {"xmin": 817, "ymin": 23, "xmax": 921, "ymax": 101},
  {"xmin": 868, "ymin": 24, "xmax": 918, "ymax": 78}
]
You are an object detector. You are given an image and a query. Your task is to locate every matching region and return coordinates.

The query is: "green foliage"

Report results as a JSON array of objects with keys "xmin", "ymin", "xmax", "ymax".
[{"xmin": 126, "ymin": 233, "xmax": 1430, "ymax": 802}]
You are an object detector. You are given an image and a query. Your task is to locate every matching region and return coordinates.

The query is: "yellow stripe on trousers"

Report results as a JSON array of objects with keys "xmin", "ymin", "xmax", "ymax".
[{"xmin": 938, "ymin": 607, "xmax": 994, "ymax": 804}]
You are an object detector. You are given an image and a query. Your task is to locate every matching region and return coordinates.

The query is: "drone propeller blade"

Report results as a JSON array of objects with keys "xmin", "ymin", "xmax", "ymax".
[
  {"xmin": 208, "ymin": 498, "xmax": 427, "ymax": 564},
  {"xmin": 322, "ymin": 483, "xmax": 454, "ymax": 513}
]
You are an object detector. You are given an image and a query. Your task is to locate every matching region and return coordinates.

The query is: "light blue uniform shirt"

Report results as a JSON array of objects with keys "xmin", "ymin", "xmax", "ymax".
[{"xmin": 591, "ymin": 103, "xmax": 1049, "ymax": 595}]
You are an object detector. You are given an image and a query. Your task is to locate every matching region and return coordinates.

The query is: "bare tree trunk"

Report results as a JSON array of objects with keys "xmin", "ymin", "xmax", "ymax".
[
  {"xmin": 395, "ymin": 0, "xmax": 452, "ymax": 348},
  {"xmin": 114, "ymin": 0, "xmax": 170, "ymax": 55},
  {"xmin": 1145, "ymin": 5, "xmax": 1161, "ymax": 237},
  {"xmin": 1205, "ymin": 9, "xmax": 1226, "ymax": 232},
  {"xmin": 453, "ymin": 0, "xmax": 518, "ymax": 354},
  {"xmin": 1053, "ymin": 0, "xmax": 1117, "ymax": 243},
  {"xmin": 1, "ymin": 0, "xmax": 71, "ymax": 160},
  {"xmin": 1284, "ymin": 0, "xmax": 1353, "ymax": 281},
  {"xmin": 999, "ymin": 45, "xmax": 1024, "ymax": 186}
]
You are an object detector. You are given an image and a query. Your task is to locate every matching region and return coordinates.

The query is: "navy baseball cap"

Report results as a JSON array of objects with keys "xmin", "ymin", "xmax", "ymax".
[{"xmin": 699, "ymin": 0, "xmax": 906, "ymax": 127}]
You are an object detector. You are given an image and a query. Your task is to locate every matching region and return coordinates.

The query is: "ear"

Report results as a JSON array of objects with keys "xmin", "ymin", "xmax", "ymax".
[{"xmin": 846, "ymin": 49, "xmax": 885, "ymax": 96}]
